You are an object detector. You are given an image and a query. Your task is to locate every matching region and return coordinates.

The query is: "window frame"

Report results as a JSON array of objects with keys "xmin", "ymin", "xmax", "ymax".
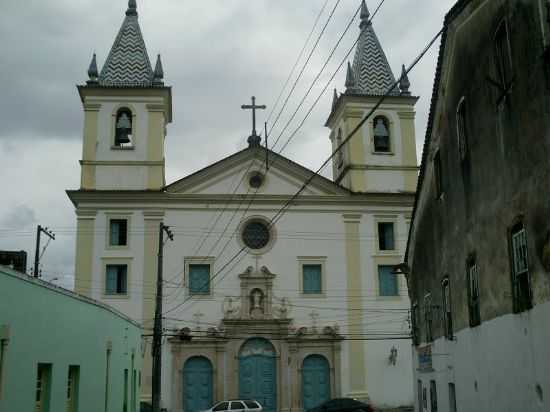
[
  {"xmin": 0, "ymin": 325, "xmax": 8, "ymax": 400},
  {"xmin": 185, "ymin": 257, "xmax": 215, "ymax": 298},
  {"xmin": 67, "ymin": 365, "xmax": 80, "ymax": 412},
  {"xmin": 112, "ymin": 106, "xmax": 136, "ymax": 150},
  {"xmin": 377, "ymin": 221, "xmax": 397, "ymax": 252},
  {"xmin": 456, "ymin": 97, "xmax": 468, "ymax": 162},
  {"xmin": 466, "ymin": 255, "xmax": 481, "ymax": 327},
  {"xmin": 106, "ymin": 214, "xmax": 132, "ymax": 250},
  {"xmin": 372, "ymin": 115, "xmax": 393, "ymax": 154},
  {"xmin": 509, "ymin": 222, "xmax": 532, "ymax": 313},
  {"xmin": 441, "ymin": 276, "xmax": 453, "ymax": 340},
  {"xmin": 36, "ymin": 363, "xmax": 52, "ymax": 412},
  {"xmin": 430, "ymin": 380, "xmax": 438, "ymax": 412},
  {"xmin": 377, "ymin": 265, "xmax": 399, "ymax": 297},
  {"xmin": 298, "ymin": 257, "xmax": 326, "ymax": 297},
  {"xmin": 102, "ymin": 258, "xmax": 132, "ymax": 299},
  {"xmin": 411, "ymin": 302, "xmax": 420, "ymax": 346}
]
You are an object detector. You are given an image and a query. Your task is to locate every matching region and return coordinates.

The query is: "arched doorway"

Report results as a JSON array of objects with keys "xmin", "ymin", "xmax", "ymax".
[
  {"xmin": 302, "ymin": 355, "xmax": 330, "ymax": 410},
  {"xmin": 238, "ymin": 338, "xmax": 277, "ymax": 412},
  {"xmin": 183, "ymin": 356, "xmax": 213, "ymax": 412}
]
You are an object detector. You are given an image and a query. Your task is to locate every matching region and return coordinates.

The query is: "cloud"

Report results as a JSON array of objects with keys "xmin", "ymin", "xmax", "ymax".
[
  {"xmin": 0, "ymin": 0, "xmax": 457, "ymax": 289},
  {"xmin": 0, "ymin": 205, "xmax": 37, "ymax": 229}
]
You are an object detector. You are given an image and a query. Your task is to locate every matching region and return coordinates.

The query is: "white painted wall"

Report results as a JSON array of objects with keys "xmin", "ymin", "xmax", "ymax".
[{"xmin": 413, "ymin": 300, "xmax": 550, "ymax": 412}]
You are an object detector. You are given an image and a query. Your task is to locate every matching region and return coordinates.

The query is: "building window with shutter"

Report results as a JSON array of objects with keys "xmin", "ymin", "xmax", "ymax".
[
  {"xmin": 467, "ymin": 256, "xmax": 481, "ymax": 326},
  {"xmin": 430, "ymin": 380, "xmax": 438, "ymax": 412},
  {"xmin": 378, "ymin": 265, "xmax": 398, "ymax": 296},
  {"xmin": 105, "ymin": 264, "xmax": 128, "ymax": 296},
  {"xmin": 67, "ymin": 366, "xmax": 79, "ymax": 412},
  {"xmin": 442, "ymin": 277, "xmax": 453, "ymax": 340},
  {"xmin": 109, "ymin": 219, "xmax": 128, "ymax": 247},
  {"xmin": 510, "ymin": 223, "xmax": 532, "ymax": 312},
  {"xmin": 302, "ymin": 264, "xmax": 323, "ymax": 295},
  {"xmin": 456, "ymin": 98, "xmax": 468, "ymax": 161},
  {"xmin": 424, "ymin": 294, "xmax": 433, "ymax": 342},
  {"xmin": 188, "ymin": 264, "xmax": 211, "ymax": 295},
  {"xmin": 36, "ymin": 364, "xmax": 52, "ymax": 412},
  {"xmin": 377, "ymin": 222, "xmax": 395, "ymax": 251}
]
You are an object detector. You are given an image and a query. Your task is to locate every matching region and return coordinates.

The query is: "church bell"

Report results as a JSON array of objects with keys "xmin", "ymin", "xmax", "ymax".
[
  {"xmin": 374, "ymin": 118, "xmax": 389, "ymax": 151},
  {"xmin": 115, "ymin": 113, "xmax": 132, "ymax": 145}
]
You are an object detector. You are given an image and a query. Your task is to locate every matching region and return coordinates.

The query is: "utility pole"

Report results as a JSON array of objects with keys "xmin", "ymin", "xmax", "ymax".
[
  {"xmin": 152, "ymin": 222, "xmax": 173, "ymax": 412},
  {"xmin": 33, "ymin": 225, "xmax": 55, "ymax": 278}
]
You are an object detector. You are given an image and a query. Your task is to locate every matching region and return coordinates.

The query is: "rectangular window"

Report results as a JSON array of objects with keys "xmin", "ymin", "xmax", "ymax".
[
  {"xmin": 442, "ymin": 277, "xmax": 453, "ymax": 340},
  {"xmin": 378, "ymin": 222, "xmax": 395, "ymax": 251},
  {"xmin": 303, "ymin": 264, "xmax": 322, "ymax": 294},
  {"xmin": 434, "ymin": 151, "xmax": 443, "ymax": 199},
  {"xmin": 378, "ymin": 265, "xmax": 398, "ymax": 296},
  {"xmin": 36, "ymin": 363, "xmax": 52, "ymax": 412},
  {"xmin": 132, "ymin": 370, "xmax": 137, "ymax": 412},
  {"xmin": 457, "ymin": 98, "xmax": 468, "ymax": 161},
  {"xmin": 105, "ymin": 348, "xmax": 111, "ymax": 412},
  {"xmin": 430, "ymin": 380, "xmax": 438, "ymax": 412},
  {"xmin": 510, "ymin": 224, "xmax": 532, "ymax": 312},
  {"xmin": 449, "ymin": 383, "xmax": 457, "ymax": 412},
  {"xmin": 67, "ymin": 366, "xmax": 80, "ymax": 412},
  {"xmin": 467, "ymin": 257, "xmax": 481, "ymax": 326},
  {"xmin": 123, "ymin": 369, "xmax": 128, "ymax": 412},
  {"xmin": 189, "ymin": 264, "xmax": 211, "ymax": 295},
  {"xmin": 424, "ymin": 294, "xmax": 433, "ymax": 342},
  {"xmin": 109, "ymin": 219, "xmax": 128, "ymax": 246},
  {"xmin": 417, "ymin": 380, "xmax": 423, "ymax": 412},
  {"xmin": 105, "ymin": 265, "xmax": 128, "ymax": 295}
]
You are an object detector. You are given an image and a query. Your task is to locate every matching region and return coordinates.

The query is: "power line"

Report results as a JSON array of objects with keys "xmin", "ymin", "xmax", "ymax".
[
  {"xmin": 268, "ymin": 0, "xmax": 342, "ymax": 137},
  {"xmin": 266, "ymin": 0, "xmax": 330, "ymax": 124}
]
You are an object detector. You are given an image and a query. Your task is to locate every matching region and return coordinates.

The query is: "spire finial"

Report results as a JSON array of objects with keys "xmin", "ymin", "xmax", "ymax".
[
  {"xmin": 153, "ymin": 54, "xmax": 164, "ymax": 86},
  {"xmin": 345, "ymin": 62, "xmax": 357, "ymax": 92},
  {"xmin": 126, "ymin": 0, "xmax": 137, "ymax": 16},
  {"xmin": 87, "ymin": 53, "xmax": 99, "ymax": 84},
  {"xmin": 399, "ymin": 64, "xmax": 411, "ymax": 96},
  {"xmin": 360, "ymin": 0, "xmax": 370, "ymax": 27},
  {"xmin": 332, "ymin": 88, "xmax": 339, "ymax": 111}
]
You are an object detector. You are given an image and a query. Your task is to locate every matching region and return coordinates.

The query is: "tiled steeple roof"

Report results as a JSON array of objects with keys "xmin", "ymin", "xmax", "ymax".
[
  {"xmin": 347, "ymin": 0, "xmax": 399, "ymax": 96},
  {"xmin": 96, "ymin": 0, "xmax": 155, "ymax": 87}
]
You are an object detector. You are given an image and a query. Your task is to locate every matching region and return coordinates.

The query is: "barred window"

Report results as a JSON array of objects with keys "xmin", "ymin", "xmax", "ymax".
[
  {"xmin": 510, "ymin": 223, "xmax": 532, "ymax": 312},
  {"xmin": 467, "ymin": 257, "xmax": 481, "ymax": 327},
  {"xmin": 424, "ymin": 294, "xmax": 433, "ymax": 343},
  {"xmin": 442, "ymin": 277, "xmax": 453, "ymax": 339}
]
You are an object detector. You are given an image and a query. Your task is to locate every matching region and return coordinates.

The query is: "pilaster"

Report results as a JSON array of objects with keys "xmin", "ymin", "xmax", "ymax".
[
  {"xmin": 342, "ymin": 213, "xmax": 369, "ymax": 400},
  {"xmin": 81, "ymin": 103, "xmax": 100, "ymax": 189},
  {"xmin": 74, "ymin": 210, "xmax": 97, "ymax": 296}
]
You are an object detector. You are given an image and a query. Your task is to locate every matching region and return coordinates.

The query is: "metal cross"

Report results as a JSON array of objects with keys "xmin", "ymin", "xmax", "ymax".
[{"xmin": 241, "ymin": 96, "xmax": 266, "ymax": 146}]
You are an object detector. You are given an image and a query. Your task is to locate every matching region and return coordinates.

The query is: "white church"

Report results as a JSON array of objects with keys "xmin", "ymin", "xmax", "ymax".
[{"xmin": 69, "ymin": 1, "xmax": 419, "ymax": 411}]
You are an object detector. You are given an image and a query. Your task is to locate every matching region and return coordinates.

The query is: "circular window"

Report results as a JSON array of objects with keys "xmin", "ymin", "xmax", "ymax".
[
  {"xmin": 249, "ymin": 172, "xmax": 265, "ymax": 189},
  {"xmin": 242, "ymin": 220, "xmax": 271, "ymax": 250}
]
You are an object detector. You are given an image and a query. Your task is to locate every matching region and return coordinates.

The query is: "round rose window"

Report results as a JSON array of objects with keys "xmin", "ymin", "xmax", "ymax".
[{"xmin": 242, "ymin": 220, "xmax": 271, "ymax": 250}]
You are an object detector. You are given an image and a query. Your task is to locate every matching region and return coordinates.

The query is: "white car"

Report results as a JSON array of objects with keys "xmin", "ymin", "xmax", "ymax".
[{"xmin": 202, "ymin": 400, "xmax": 263, "ymax": 412}]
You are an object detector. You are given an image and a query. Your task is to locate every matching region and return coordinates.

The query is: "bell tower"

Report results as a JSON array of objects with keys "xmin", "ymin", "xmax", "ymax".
[
  {"xmin": 326, "ymin": 0, "xmax": 418, "ymax": 193},
  {"xmin": 77, "ymin": 0, "xmax": 172, "ymax": 191}
]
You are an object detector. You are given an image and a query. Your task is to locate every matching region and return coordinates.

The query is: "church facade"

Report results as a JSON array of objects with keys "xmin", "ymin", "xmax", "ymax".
[{"xmin": 69, "ymin": 1, "xmax": 419, "ymax": 411}]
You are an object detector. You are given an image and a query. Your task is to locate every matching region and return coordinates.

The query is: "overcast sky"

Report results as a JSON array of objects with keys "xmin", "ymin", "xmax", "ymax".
[{"xmin": 0, "ymin": 0, "xmax": 455, "ymax": 288}]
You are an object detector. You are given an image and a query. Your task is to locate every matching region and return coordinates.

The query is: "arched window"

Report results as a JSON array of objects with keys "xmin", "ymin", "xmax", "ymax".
[
  {"xmin": 373, "ymin": 116, "xmax": 390, "ymax": 153},
  {"xmin": 456, "ymin": 97, "xmax": 468, "ymax": 161},
  {"xmin": 114, "ymin": 108, "xmax": 133, "ymax": 147}
]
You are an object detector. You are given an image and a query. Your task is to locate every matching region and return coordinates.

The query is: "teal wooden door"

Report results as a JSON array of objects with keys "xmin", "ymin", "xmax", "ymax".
[
  {"xmin": 238, "ymin": 339, "xmax": 277, "ymax": 412},
  {"xmin": 302, "ymin": 355, "xmax": 330, "ymax": 410},
  {"xmin": 184, "ymin": 357, "xmax": 213, "ymax": 412}
]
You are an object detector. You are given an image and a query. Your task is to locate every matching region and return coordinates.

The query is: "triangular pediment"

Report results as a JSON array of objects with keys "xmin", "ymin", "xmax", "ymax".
[{"xmin": 164, "ymin": 148, "xmax": 349, "ymax": 196}]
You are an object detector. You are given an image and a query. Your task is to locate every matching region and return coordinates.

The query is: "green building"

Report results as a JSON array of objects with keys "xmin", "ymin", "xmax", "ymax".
[{"xmin": 0, "ymin": 265, "xmax": 143, "ymax": 412}]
